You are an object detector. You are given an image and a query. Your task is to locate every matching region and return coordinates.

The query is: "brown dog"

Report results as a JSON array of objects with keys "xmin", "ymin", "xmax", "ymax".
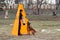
[{"xmin": 27, "ymin": 22, "xmax": 36, "ymax": 35}]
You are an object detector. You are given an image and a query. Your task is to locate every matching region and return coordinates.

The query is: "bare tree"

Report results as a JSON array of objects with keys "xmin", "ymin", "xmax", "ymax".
[
  {"xmin": 4, "ymin": 3, "xmax": 9, "ymax": 19},
  {"xmin": 52, "ymin": 0, "xmax": 60, "ymax": 16},
  {"xmin": 37, "ymin": 0, "xmax": 43, "ymax": 15}
]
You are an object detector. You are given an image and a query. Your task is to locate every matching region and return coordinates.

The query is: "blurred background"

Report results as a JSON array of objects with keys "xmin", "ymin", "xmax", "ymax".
[
  {"xmin": 0, "ymin": 0, "xmax": 60, "ymax": 20},
  {"xmin": 0, "ymin": 0, "xmax": 60, "ymax": 40}
]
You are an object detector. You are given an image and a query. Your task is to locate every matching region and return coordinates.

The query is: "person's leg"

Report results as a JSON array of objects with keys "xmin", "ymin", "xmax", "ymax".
[{"xmin": 18, "ymin": 20, "xmax": 21, "ymax": 35}]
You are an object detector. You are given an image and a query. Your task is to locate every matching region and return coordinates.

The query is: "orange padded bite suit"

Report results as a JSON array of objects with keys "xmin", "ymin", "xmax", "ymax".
[{"xmin": 11, "ymin": 4, "xmax": 36, "ymax": 36}]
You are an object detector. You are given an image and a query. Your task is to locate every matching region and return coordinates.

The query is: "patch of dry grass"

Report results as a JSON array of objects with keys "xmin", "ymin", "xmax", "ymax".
[{"xmin": 0, "ymin": 20, "xmax": 60, "ymax": 40}]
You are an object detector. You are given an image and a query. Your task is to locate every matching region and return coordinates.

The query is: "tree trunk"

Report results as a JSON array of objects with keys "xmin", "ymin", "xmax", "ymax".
[
  {"xmin": 5, "ymin": 10, "xmax": 9, "ymax": 19},
  {"xmin": 4, "ymin": 3, "xmax": 9, "ymax": 19}
]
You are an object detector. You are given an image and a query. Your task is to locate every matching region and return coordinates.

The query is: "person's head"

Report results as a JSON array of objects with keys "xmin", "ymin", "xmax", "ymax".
[{"xmin": 20, "ymin": 9, "xmax": 23, "ymax": 13}]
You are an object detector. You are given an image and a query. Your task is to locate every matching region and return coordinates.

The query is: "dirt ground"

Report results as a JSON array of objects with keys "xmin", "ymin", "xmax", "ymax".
[
  {"xmin": 0, "ymin": 21, "xmax": 60, "ymax": 40},
  {"xmin": 0, "ymin": 10, "xmax": 60, "ymax": 40}
]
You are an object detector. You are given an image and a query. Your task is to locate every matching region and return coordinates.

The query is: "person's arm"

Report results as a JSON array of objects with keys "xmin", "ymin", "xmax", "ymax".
[{"xmin": 22, "ymin": 17, "xmax": 25, "ymax": 25}]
